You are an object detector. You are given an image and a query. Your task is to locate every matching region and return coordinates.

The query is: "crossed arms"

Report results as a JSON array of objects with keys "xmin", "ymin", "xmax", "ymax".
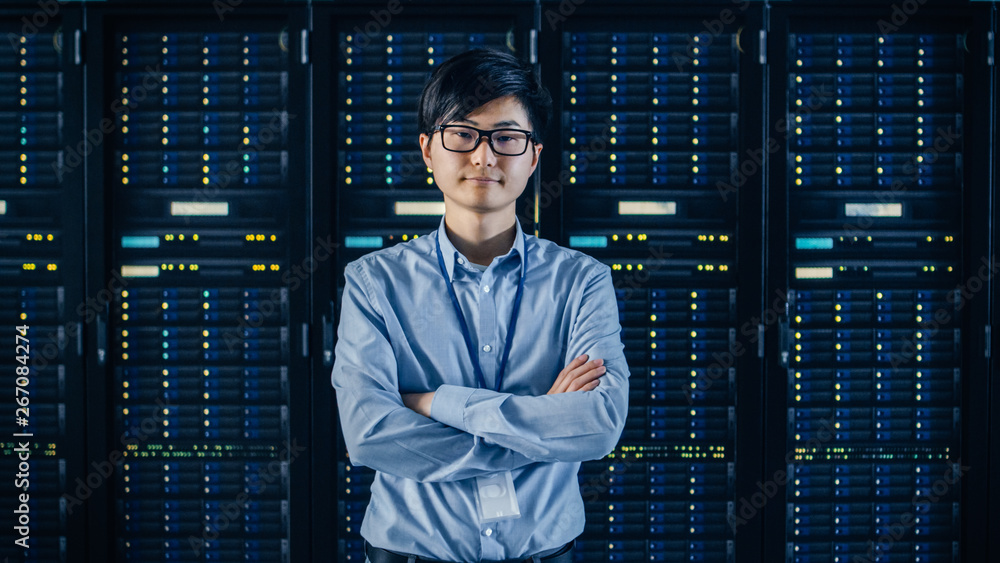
[{"xmin": 331, "ymin": 261, "xmax": 629, "ymax": 483}]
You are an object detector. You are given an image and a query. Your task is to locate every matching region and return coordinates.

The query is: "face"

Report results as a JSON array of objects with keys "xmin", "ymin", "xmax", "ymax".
[{"xmin": 419, "ymin": 95, "xmax": 543, "ymax": 220}]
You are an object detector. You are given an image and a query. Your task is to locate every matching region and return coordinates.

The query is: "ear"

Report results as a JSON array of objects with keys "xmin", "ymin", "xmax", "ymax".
[
  {"xmin": 527, "ymin": 142, "xmax": 542, "ymax": 175},
  {"xmin": 419, "ymin": 133, "xmax": 434, "ymax": 170}
]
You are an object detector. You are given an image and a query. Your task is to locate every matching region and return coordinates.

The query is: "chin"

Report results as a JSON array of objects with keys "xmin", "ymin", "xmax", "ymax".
[{"xmin": 457, "ymin": 199, "xmax": 512, "ymax": 214}]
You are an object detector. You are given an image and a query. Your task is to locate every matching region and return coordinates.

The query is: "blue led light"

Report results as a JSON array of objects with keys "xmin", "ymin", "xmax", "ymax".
[
  {"xmin": 796, "ymin": 237, "xmax": 834, "ymax": 250},
  {"xmin": 569, "ymin": 235, "xmax": 608, "ymax": 248},
  {"xmin": 121, "ymin": 236, "xmax": 161, "ymax": 248},
  {"xmin": 345, "ymin": 236, "xmax": 383, "ymax": 249}
]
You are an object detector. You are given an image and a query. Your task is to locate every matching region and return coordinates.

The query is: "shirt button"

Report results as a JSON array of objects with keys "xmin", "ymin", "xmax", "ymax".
[
  {"xmin": 483, "ymin": 344, "xmax": 492, "ymax": 352},
  {"xmin": 458, "ymin": 258, "xmax": 465, "ymax": 265},
  {"xmin": 483, "ymin": 285, "xmax": 490, "ymax": 293},
  {"xmin": 485, "ymin": 528, "xmax": 493, "ymax": 537}
]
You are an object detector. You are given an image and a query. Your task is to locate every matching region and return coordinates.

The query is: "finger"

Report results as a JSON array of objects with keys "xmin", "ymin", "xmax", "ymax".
[
  {"xmin": 555, "ymin": 355, "xmax": 587, "ymax": 380},
  {"xmin": 566, "ymin": 365, "xmax": 606, "ymax": 392},
  {"xmin": 553, "ymin": 360, "xmax": 592, "ymax": 394},
  {"xmin": 564, "ymin": 358, "xmax": 604, "ymax": 383},
  {"xmin": 566, "ymin": 367, "xmax": 607, "ymax": 391},
  {"xmin": 549, "ymin": 354, "xmax": 589, "ymax": 394}
]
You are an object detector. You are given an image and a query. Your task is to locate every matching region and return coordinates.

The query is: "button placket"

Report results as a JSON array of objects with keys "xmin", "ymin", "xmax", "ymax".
[{"xmin": 478, "ymin": 269, "xmax": 498, "ymax": 387}]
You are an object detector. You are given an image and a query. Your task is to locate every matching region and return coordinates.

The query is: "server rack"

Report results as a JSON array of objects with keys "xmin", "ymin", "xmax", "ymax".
[
  {"xmin": 84, "ymin": 4, "xmax": 312, "ymax": 561},
  {"xmin": 539, "ymin": 3, "xmax": 765, "ymax": 561},
  {"xmin": 0, "ymin": 5, "xmax": 85, "ymax": 562},
  {"xmin": 765, "ymin": 4, "xmax": 993, "ymax": 563},
  {"xmin": 320, "ymin": 5, "xmax": 536, "ymax": 559}
]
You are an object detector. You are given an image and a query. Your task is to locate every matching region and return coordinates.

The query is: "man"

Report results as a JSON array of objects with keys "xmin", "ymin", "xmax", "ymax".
[{"xmin": 331, "ymin": 48, "xmax": 629, "ymax": 563}]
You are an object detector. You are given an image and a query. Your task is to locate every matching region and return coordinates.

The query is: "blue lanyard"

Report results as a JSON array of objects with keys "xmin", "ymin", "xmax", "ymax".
[{"xmin": 435, "ymin": 234, "xmax": 527, "ymax": 392}]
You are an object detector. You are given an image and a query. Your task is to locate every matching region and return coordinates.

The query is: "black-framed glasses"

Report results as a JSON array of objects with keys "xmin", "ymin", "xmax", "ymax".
[{"xmin": 434, "ymin": 124, "xmax": 535, "ymax": 156}]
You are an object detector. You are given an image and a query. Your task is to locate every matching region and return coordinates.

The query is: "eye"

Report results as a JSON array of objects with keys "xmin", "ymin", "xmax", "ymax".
[{"xmin": 495, "ymin": 135, "xmax": 515, "ymax": 143}]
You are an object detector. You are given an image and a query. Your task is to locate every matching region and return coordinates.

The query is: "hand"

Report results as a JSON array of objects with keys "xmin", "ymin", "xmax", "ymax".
[
  {"xmin": 547, "ymin": 354, "xmax": 605, "ymax": 395},
  {"xmin": 402, "ymin": 392, "xmax": 435, "ymax": 417}
]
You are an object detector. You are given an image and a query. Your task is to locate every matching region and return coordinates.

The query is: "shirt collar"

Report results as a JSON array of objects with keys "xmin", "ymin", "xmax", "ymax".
[{"xmin": 435, "ymin": 216, "xmax": 526, "ymax": 283}]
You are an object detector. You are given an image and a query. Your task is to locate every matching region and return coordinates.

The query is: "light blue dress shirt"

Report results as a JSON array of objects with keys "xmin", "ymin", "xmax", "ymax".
[{"xmin": 332, "ymin": 217, "xmax": 629, "ymax": 561}]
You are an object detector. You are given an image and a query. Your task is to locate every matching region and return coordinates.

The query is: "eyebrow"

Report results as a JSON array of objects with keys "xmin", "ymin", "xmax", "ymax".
[{"xmin": 456, "ymin": 118, "xmax": 524, "ymax": 128}]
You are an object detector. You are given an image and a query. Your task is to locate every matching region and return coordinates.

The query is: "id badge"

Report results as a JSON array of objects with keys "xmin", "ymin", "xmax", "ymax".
[{"xmin": 475, "ymin": 471, "xmax": 521, "ymax": 523}]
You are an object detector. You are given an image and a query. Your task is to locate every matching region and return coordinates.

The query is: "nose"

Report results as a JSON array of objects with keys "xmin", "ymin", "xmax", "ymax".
[{"xmin": 470, "ymin": 135, "xmax": 498, "ymax": 167}]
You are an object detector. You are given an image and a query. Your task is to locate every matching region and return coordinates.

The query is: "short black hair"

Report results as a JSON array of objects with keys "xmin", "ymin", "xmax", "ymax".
[{"xmin": 418, "ymin": 48, "xmax": 552, "ymax": 141}]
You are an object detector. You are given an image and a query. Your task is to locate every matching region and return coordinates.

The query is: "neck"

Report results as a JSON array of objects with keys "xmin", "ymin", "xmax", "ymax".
[{"xmin": 443, "ymin": 209, "xmax": 517, "ymax": 266}]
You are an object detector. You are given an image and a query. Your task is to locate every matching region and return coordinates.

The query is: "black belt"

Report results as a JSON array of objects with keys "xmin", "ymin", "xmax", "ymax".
[{"xmin": 364, "ymin": 540, "xmax": 574, "ymax": 563}]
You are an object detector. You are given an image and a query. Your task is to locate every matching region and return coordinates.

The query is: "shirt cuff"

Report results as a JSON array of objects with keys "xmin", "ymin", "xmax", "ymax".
[{"xmin": 429, "ymin": 384, "xmax": 475, "ymax": 432}]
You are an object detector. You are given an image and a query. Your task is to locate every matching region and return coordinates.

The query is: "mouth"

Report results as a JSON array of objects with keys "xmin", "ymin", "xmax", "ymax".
[{"xmin": 465, "ymin": 176, "xmax": 501, "ymax": 184}]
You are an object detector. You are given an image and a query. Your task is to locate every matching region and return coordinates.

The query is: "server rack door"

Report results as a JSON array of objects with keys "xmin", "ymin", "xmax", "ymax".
[
  {"xmin": 0, "ymin": 4, "xmax": 85, "ymax": 562},
  {"xmin": 543, "ymin": 4, "xmax": 761, "ymax": 560},
  {"xmin": 323, "ymin": 5, "xmax": 534, "ymax": 560},
  {"xmin": 86, "ymin": 5, "xmax": 310, "ymax": 561},
  {"xmin": 767, "ymin": 4, "xmax": 993, "ymax": 562}
]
